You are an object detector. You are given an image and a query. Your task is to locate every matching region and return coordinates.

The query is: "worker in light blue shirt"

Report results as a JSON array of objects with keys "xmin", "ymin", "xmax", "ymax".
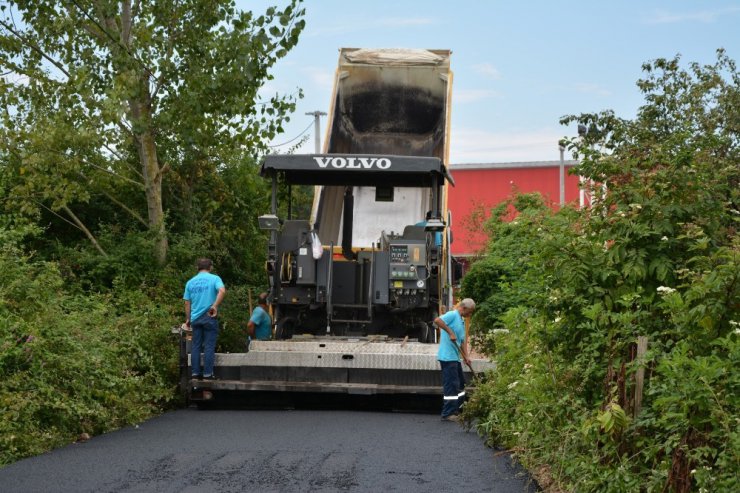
[
  {"xmin": 248, "ymin": 292, "xmax": 273, "ymax": 342},
  {"xmin": 183, "ymin": 258, "xmax": 226, "ymax": 380},
  {"xmin": 434, "ymin": 298, "xmax": 475, "ymax": 421}
]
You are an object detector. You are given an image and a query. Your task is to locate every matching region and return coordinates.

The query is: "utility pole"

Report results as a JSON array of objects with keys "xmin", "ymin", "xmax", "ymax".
[
  {"xmin": 558, "ymin": 139, "xmax": 566, "ymax": 207},
  {"xmin": 306, "ymin": 111, "xmax": 327, "ymax": 153}
]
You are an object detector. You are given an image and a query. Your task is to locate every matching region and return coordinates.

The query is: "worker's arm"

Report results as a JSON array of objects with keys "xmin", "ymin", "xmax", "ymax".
[
  {"xmin": 247, "ymin": 319, "xmax": 255, "ymax": 337},
  {"xmin": 208, "ymin": 287, "xmax": 226, "ymax": 317},
  {"xmin": 433, "ymin": 316, "xmax": 457, "ymax": 342},
  {"xmin": 184, "ymin": 300, "xmax": 191, "ymax": 328}
]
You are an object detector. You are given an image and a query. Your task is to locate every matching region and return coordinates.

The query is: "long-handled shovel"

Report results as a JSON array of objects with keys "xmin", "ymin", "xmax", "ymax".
[
  {"xmin": 432, "ymin": 320, "xmax": 480, "ymax": 378},
  {"xmin": 450, "ymin": 339, "xmax": 479, "ymax": 380}
]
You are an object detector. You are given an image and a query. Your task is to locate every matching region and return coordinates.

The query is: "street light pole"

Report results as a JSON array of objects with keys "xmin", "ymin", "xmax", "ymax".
[
  {"xmin": 577, "ymin": 124, "xmax": 589, "ymax": 208},
  {"xmin": 306, "ymin": 111, "xmax": 327, "ymax": 153},
  {"xmin": 558, "ymin": 139, "xmax": 566, "ymax": 207}
]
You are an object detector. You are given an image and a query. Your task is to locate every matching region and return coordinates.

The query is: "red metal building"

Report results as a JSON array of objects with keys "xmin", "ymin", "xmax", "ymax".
[{"xmin": 448, "ymin": 160, "xmax": 582, "ymax": 258}]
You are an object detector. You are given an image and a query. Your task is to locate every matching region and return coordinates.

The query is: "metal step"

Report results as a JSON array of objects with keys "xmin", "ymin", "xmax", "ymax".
[
  {"xmin": 191, "ymin": 378, "xmax": 441, "ymax": 395},
  {"xmin": 186, "ymin": 338, "xmax": 496, "ymax": 397}
]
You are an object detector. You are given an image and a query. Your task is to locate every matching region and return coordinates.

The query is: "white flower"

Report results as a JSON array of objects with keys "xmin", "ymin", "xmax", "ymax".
[
  {"xmin": 729, "ymin": 320, "xmax": 739, "ymax": 327},
  {"xmin": 661, "ymin": 236, "xmax": 668, "ymax": 241},
  {"xmin": 507, "ymin": 381, "xmax": 519, "ymax": 389},
  {"xmin": 657, "ymin": 286, "xmax": 676, "ymax": 295},
  {"xmin": 619, "ymin": 212, "xmax": 626, "ymax": 217},
  {"xmin": 523, "ymin": 363, "xmax": 533, "ymax": 370},
  {"xmin": 554, "ymin": 317, "xmax": 562, "ymax": 323}
]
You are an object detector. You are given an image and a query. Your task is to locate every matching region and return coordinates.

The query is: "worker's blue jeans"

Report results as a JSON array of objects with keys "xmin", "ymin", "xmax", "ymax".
[
  {"xmin": 191, "ymin": 313, "xmax": 219, "ymax": 377},
  {"xmin": 440, "ymin": 360, "xmax": 466, "ymax": 417}
]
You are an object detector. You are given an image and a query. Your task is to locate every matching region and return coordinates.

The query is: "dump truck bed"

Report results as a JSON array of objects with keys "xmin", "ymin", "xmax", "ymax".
[{"xmin": 314, "ymin": 48, "xmax": 453, "ymax": 249}]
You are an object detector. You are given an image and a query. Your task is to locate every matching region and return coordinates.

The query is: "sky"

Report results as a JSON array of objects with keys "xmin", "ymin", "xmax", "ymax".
[{"xmin": 240, "ymin": 0, "xmax": 740, "ymax": 164}]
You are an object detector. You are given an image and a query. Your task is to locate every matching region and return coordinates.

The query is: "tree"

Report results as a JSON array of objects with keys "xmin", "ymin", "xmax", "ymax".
[{"xmin": 0, "ymin": 0, "xmax": 305, "ymax": 265}]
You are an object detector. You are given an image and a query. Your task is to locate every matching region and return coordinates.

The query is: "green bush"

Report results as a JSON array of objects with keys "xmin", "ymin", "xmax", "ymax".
[
  {"xmin": 0, "ymin": 235, "xmax": 179, "ymax": 465},
  {"xmin": 462, "ymin": 52, "xmax": 739, "ymax": 492}
]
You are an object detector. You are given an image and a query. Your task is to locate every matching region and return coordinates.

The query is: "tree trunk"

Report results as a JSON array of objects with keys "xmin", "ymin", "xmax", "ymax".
[
  {"xmin": 96, "ymin": 1, "xmax": 168, "ymax": 266},
  {"xmin": 130, "ymin": 92, "xmax": 168, "ymax": 266}
]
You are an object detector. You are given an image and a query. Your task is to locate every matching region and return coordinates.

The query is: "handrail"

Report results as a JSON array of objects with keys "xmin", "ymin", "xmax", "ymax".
[{"xmin": 326, "ymin": 241, "xmax": 334, "ymax": 334}]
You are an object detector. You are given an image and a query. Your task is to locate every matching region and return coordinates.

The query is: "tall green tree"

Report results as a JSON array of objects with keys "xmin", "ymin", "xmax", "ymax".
[{"xmin": 0, "ymin": 0, "xmax": 305, "ymax": 265}]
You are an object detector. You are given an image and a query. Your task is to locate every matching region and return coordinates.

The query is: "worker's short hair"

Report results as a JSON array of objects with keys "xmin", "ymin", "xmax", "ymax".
[
  {"xmin": 196, "ymin": 258, "xmax": 213, "ymax": 271},
  {"xmin": 258, "ymin": 292, "xmax": 268, "ymax": 305},
  {"xmin": 458, "ymin": 298, "xmax": 476, "ymax": 310}
]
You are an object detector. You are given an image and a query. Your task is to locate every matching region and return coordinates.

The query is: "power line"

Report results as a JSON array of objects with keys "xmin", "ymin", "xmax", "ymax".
[{"xmin": 268, "ymin": 120, "xmax": 313, "ymax": 148}]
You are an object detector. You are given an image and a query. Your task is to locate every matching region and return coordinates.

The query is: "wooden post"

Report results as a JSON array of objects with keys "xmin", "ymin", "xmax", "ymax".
[{"xmin": 634, "ymin": 336, "xmax": 648, "ymax": 417}]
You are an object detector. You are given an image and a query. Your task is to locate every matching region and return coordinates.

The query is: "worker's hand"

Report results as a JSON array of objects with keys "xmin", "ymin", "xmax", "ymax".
[
  {"xmin": 464, "ymin": 356, "xmax": 472, "ymax": 367},
  {"xmin": 208, "ymin": 305, "xmax": 218, "ymax": 317},
  {"xmin": 185, "ymin": 319, "xmax": 191, "ymax": 329}
]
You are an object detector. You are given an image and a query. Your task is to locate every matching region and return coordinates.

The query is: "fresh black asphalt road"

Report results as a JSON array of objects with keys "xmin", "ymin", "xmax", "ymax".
[{"xmin": 0, "ymin": 408, "xmax": 538, "ymax": 492}]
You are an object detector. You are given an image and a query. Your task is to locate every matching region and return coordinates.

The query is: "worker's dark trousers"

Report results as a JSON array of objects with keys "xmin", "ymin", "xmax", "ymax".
[
  {"xmin": 191, "ymin": 313, "xmax": 219, "ymax": 377},
  {"xmin": 440, "ymin": 360, "xmax": 466, "ymax": 417}
]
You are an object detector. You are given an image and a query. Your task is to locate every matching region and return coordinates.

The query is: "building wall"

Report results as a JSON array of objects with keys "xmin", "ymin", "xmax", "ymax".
[{"xmin": 448, "ymin": 163, "xmax": 581, "ymax": 257}]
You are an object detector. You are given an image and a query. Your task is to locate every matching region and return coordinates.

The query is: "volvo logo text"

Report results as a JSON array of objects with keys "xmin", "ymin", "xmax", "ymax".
[{"xmin": 313, "ymin": 156, "xmax": 391, "ymax": 169}]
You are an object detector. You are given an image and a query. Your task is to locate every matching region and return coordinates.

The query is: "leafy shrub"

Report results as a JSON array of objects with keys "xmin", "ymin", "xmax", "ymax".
[
  {"xmin": 0, "ymin": 235, "xmax": 178, "ymax": 465},
  {"xmin": 462, "ymin": 52, "xmax": 739, "ymax": 492}
]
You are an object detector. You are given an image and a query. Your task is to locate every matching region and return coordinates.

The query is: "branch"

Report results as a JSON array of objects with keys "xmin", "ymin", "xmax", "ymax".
[
  {"xmin": 33, "ymin": 200, "xmax": 108, "ymax": 257},
  {"xmin": 115, "ymin": 118, "xmax": 134, "ymax": 138},
  {"xmin": 73, "ymin": 170, "xmax": 147, "ymax": 227},
  {"xmin": 121, "ymin": 0, "xmax": 132, "ymax": 46},
  {"xmin": 152, "ymin": 1, "xmax": 180, "ymax": 99},
  {"xmin": 102, "ymin": 142, "xmax": 144, "ymax": 178},
  {"xmin": 81, "ymin": 22, "xmax": 108, "ymax": 44},
  {"xmin": 84, "ymin": 160, "xmax": 146, "ymax": 190},
  {"xmin": 33, "ymin": 199, "xmax": 80, "ymax": 229},
  {"xmin": 156, "ymin": 161, "xmax": 170, "ymax": 180},
  {"xmin": 100, "ymin": 189, "xmax": 148, "ymax": 227},
  {"xmin": 0, "ymin": 19, "xmax": 71, "ymax": 79},
  {"xmin": 34, "ymin": 145, "xmax": 146, "ymax": 190},
  {"xmin": 131, "ymin": 0, "xmax": 141, "ymax": 26},
  {"xmin": 62, "ymin": 205, "xmax": 108, "ymax": 256},
  {"xmin": 73, "ymin": 0, "xmax": 156, "ymax": 81}
]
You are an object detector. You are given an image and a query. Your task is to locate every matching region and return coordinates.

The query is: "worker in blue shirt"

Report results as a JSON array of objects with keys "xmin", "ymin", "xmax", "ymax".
[
  {"xmin": 183, "ymin": 258, "xmax": 226, "ymax": 380},
  {"xmin": 434, "ymin": 298, "xmax": 475, "ymax": 421},
  {"xmin": 248, "ymin": 292, "xmax": 273, "ymax": 342}
]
